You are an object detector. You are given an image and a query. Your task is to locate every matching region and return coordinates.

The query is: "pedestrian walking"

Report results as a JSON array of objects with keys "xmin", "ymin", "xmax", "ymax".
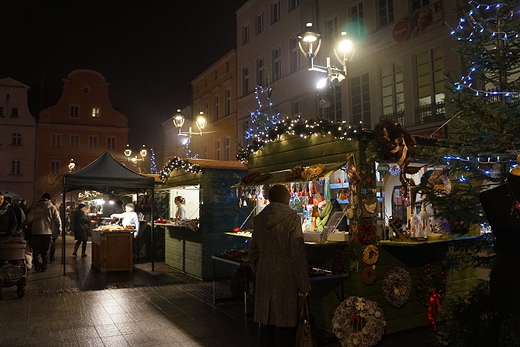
[
  {"xmin": 25, "ymin": 193, "xmax": 62, "ymax": 272},
  {"xmin": 72, "ymin": 204, "xmax": 90, "ymax": 257}
]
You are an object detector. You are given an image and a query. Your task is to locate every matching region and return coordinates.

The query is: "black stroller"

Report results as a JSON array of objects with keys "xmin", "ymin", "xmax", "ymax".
[{"xmin": 0, "ymin": 237, "xmax": 27, "ymax": 300}]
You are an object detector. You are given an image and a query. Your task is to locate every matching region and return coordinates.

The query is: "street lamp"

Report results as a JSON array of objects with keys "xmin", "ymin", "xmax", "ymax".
[
  {"xmin": 68, "ymin": 159, "xmax": 76, "ymax": 173},
  {"xmin": 173, "ymin": 109, "xmax": 208, "ymax": 157},
  {"xmin": 298, "ymin": 22, "xmax": 355, "ymax": 88},
  {"xmin": 124, "ymin": 144, "xmax": 132, "ymax": 159},
  {"xmin": 124, "ymin": 144, "xmax": 147, "ymax": 173}
]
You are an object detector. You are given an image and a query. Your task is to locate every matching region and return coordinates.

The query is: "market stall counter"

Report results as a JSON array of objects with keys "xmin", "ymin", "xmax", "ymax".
[{"xmin": 91, "ymin": 226, "xmax": 134, "ymax": 274}]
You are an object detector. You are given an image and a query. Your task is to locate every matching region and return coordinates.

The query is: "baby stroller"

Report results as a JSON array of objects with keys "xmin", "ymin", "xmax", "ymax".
[{"xmin": 0, "ymin": 237, "xmax": 27, "ymax": 300}]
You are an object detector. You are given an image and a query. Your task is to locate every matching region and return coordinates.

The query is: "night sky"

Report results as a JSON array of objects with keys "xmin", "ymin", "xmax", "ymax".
[{"xmin": 1, "ymin": 0, "xmax": 248, "ymax": 152}]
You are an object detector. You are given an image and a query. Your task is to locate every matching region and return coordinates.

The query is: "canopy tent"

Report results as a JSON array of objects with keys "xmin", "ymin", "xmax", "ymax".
[{"xmin": 61, "ymin": 151, "xmax": 156, "ymax": 274}]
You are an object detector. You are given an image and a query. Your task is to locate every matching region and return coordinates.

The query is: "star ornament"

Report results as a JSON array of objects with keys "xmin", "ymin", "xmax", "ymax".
[{"xmin": 355, "ymin": 297, "xmax": 366, "ymax": 311}]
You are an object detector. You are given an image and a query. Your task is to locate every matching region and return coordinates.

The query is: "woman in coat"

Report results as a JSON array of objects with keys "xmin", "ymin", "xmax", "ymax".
[
  {"xmin": 249, "ymin": 184, "xmax": 311, "ymax": 346},
  {"xmin": 73, "ymin": 204, "xmax": 90, "ymax": 257}
]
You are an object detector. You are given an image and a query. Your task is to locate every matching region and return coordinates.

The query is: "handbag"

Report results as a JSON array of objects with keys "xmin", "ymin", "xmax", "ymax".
[{"xmin": 295, "ymin": 296, "xmax": 316, "ymax": 347}]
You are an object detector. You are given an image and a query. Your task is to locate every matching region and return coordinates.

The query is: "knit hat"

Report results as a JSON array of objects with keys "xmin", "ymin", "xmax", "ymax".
[{"xmin": 78, "ymin": 203, "xmax": 86, "ymax": 210}]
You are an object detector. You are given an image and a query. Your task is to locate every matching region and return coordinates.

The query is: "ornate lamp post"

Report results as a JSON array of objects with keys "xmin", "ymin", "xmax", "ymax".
[{"xmin": 173, "ymin": 109, "xmax": 208, "ymax": 157}]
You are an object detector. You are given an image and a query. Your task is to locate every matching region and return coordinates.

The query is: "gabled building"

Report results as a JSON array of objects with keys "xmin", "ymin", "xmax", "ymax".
[
  {"xmin": 0, "ymin": 77, "xmax": 37, "ymax": 200},
  {"xmin": 36, "ymin": 69, "xmax": 129, "ymax": 198}
]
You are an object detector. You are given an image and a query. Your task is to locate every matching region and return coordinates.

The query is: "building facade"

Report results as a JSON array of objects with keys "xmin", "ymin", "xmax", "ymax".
[
  {"xmin": 236, "ymin": 0, "xmax": 460, "ymax": 144},
  {"xmin": 36, "ymin": 69, "xmax": 129, "ymax": 199},
  {"xmin": 0, "ymin": 77, "xmax": 37, "ymax": 201}
]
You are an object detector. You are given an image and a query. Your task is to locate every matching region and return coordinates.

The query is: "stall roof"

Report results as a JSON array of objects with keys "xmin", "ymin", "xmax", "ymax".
[
  {"xmin": 187, "ymin": 158, "xmax": 246, "ymax": 170},
  {"xmin": 63, "ymin": 151, "xmax": 155, "ymax": 192},
  {"xmin": 235, "ymin": 161, "xmax": 347, "ymax": 187}
]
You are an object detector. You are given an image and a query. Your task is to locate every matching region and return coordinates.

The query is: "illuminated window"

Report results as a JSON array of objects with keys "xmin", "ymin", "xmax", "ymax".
[
  {"xmin": 91, "ymin": 107, "xmax": 101, "ymax": 118},
  {"xmin": 415, "ymin": 47, "xmax": 445, "ymax": 124},
  {"xmin": 380, "ymin": 63, "xmax": 404, "ymax": 124},
  {"xmin": 351, "ymin": 73, "xmax": 371, "ymax": 128}
]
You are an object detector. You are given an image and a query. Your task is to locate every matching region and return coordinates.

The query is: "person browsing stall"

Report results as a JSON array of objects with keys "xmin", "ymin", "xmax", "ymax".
[
  {"xmin": 72, "ymin": 203, "xmax": 90, "ymax": 257},
  {"xmin": 111, "ymin": 203, "xmax": 140, "ymax": 237},
  {"xmin": 174, "ymin": 196, "xmax": 187, "ymax": 220},
  {"xmin": 249, "ymin": 184, "xmax": 311, "ymax": 346}
]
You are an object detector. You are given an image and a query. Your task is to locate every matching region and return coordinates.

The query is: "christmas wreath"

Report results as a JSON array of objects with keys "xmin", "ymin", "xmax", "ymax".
[
  {"xmin": 362, "ymin": 245, "xmax": 379, "ymax": 265},
  {"xmin": 332, "ymin": 296, "xmax": 386, "ymax": 347},
  {"xmin": 374, "ymin": 119, "xmax": 417, "ymax": 167},
  {"xmin": 301, "ymin": 164, "xmax": 326, "ymax": 180},
  {"xmin": 357, "ymin": 220, "xmax": 377, "ymax": 245},
  {"xmin": 382, "ymin": 267, "xmax": 412, "ymax": 308},
  {"xmin": 361, "ymin": 266, "xmax": 377, "ymax": 285}
]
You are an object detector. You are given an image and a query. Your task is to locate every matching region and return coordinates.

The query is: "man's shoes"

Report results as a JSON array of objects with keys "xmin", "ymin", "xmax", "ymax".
[
  {"xmin": 81, "ymin": 253, "xmax": 87, "ymax": 257},
  {"xmin": 72, "ymin": 253, "xmax": 77, "ymax": 256}
]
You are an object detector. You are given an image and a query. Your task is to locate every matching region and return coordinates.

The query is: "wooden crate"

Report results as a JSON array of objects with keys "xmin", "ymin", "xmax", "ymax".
[{"xmin": 91, "ymin": 230, "xmax": 133, "ymax": 274}]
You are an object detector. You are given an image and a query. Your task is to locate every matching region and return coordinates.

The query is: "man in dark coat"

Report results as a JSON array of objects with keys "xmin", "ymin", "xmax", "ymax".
[{"xmin": 249, "ymin": 184, "xmax": 311, "ymax": 346}]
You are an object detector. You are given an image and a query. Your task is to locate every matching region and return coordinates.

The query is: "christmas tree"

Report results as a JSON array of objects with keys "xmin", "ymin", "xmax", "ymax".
[{"xmin": 420, "ymin": 0, "xmax": 520, "ymax": 232}]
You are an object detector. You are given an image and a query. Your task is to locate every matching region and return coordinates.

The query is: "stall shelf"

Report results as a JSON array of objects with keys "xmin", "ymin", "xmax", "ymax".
[
  {"xmin": 161, "ymin": 159, "xmax": 248, "ymax": 280},
  {"xmin": 234, "ymin": 133, "xmax": 477, "ymax": 335}
]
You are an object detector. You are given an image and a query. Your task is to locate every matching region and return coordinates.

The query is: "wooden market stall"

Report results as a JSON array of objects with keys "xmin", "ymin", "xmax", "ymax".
[
  {"xmin": 232, "ymin": 129, "xmax": 478, "ymax": 338},
  {"xmin": 159, "ymin": 158, "xmax": 249, "ymax": 280},
  {"xmin": 62, "ymin": 151, "xmax": 156, "ymax": 274}
]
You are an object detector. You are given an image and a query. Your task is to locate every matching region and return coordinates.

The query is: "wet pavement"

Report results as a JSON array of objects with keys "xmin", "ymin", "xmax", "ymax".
[{"xmin": 0, "ymin": 235, "xmax": 435, "ymax": 346}]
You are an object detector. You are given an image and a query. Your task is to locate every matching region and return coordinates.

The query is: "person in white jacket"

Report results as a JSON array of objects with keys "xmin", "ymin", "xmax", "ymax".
[
  {"xmin": 111, "ymin": 203, "xmax": 140, "ymax": 237},
  {"xmin": 25, "ymin": 193, "xmax": 62, "ymax": 272}
]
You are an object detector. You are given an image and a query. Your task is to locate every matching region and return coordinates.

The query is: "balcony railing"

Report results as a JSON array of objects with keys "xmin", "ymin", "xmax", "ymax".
[
  {"xmin": 415, "ymin": 102, "xmax": 445, "ymax": 124},
  {"xmin": 379, "ymin": 110, "xmax": 405, "ymax": 125}
]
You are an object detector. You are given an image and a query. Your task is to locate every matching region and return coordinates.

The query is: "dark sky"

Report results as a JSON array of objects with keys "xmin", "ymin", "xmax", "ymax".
[{"xmin": 1, "ymin": 0, "xmax": 247, "ymax": 152}]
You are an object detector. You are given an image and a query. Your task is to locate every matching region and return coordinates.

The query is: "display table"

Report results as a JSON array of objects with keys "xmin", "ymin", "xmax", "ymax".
[{"xmin": 91, "ymin": 230, "xmax": 133, "ymax": 274}]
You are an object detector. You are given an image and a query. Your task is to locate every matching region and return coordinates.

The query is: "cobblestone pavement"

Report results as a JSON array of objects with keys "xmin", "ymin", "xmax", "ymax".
[{"xmin": 0, "ymin": 236, "xmax": 435, "ymax": 346}]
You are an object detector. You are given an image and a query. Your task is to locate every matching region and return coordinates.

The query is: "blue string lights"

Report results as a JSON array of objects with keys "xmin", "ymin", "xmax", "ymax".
[
  {"xmin": 451, "ymin": 0, "xmax": 520, "ymax": 97},
  {"xmin": 245, "ymin": 86, "xmax": 281, "ymax": 140}
]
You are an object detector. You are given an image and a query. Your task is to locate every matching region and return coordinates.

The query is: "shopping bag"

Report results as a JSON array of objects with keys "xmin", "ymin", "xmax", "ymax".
[{"xmin": 295, "ymin": 296, "xmax": 316, "ymax": 347}]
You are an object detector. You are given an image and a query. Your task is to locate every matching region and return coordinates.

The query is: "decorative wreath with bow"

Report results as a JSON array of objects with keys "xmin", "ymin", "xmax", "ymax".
[
  {"xmin": 332, "ymin": 296, "xmax": 386, "ymax": 347},
  {"xmin": 382, "ymin": 267, "xmax": 412, "ymax": 308},
  {"xmin": 362, "ymin": 245, "xmax": 379, "ymax": 265},
  {"xmin": 374, "ymin": 119, "xmax": 417, "ymax": 167}
]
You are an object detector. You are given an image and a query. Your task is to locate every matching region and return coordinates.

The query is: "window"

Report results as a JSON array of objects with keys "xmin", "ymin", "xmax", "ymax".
[
  {"xmin": 51, "ymin": 133, "xmax": 62, "ymax": 147},
  {"xmin": 290, "ymin": 37, "xmax": 301, "ymax": 73},
  {"xmin": 70, "ymin": 134, "xmax": 80, "ymax": 148},
  {"xmin": 350, "ymin": 3, "xmax": 365, "ymax": 39},
  {"xmin": 50, "ymin": 161, "xmax": 60, "ymax": 175},
  {"xmin": 11, "ymin": 160, "xmax": 21, "ymax": 174},
  {"xmin": 326, "ymin": 17, "xmax": 338, "ymax": 41},
  {"xmin": 226, "ymin": 61, "xmax": 230, "ymax": 73},
  {"xmin": 88, "ymin": 135, "xmax": 99, "ymax": 148},
  {"xmin": 379, "ymin": 0, "xmax": 395, "ymax": 26},
  {"xmin": 255, "ymin": 12, "xmax": 264, "ymax": 36},
  {"xmin": 242, "ymin": 66, "xmax": 250, "ymax": 95},
  {"xmin": 11, "ymin": 133, "xmax": 22, "ymax": 146},
  {"xmin": 351, "ymin": 73, "xmax": 371, "ymax": 128},
  {"xmin": 225, "ymin": 136, "xmax": 231, "ymax": 161},
  {"xmin": 70, "ymin": 105, "xmax": 79, "ymax": 118},
  {"xmin": 225, "ymin": 89, "xmax": 232, "ymax": 116},
  {"xmin": 415, "ymin": 47, "xmax": 445, "ymax": 124},
  {"xmin": 242, "ymin": 24, "xmax": 250, "ymax": 45},
  {"xmin": 91, "ymin": 107, "xmax": 101, "ymax": 118},
  {"xmin": 215, "ymin": 139, "xmax": 221, "ymax": 160},
  {"xmin": 288, "ymin": 0, "xmax": 300, "ymax": 12},
  {"xmin": 107, "ymin": 136, "xmax": 116, "ymax": 150},
  {"xmin": 291, "ymin": 100, "xmax": 302, "ymax": 116},
  {"xmin": 411, "ymin": 0, "xmax": 430, "ymax": 11},
  {"xmin": 272, "ymin": 47, "xmax": 282, "ymax": 81},
  {"xmin": 10, "ymin": 108, "xmax": 18, "ymax": 118},
  {"xmin": 214, "ymin": 95, "xmax": 220, "ymax": 121},
  {"xmin": 327, "ymin": 85, "xmax": 343, "ymax": 122},
  {"xmin": 271, "ymin": 1, "xmax": 281, "ymax": 24},
  {"xmin": 256, "ymin": 57, "xmax": 265, "ymax": 86},
  {"xmin": 380, "ymin": 63, "xmax": 404, "ymax": 124}
]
